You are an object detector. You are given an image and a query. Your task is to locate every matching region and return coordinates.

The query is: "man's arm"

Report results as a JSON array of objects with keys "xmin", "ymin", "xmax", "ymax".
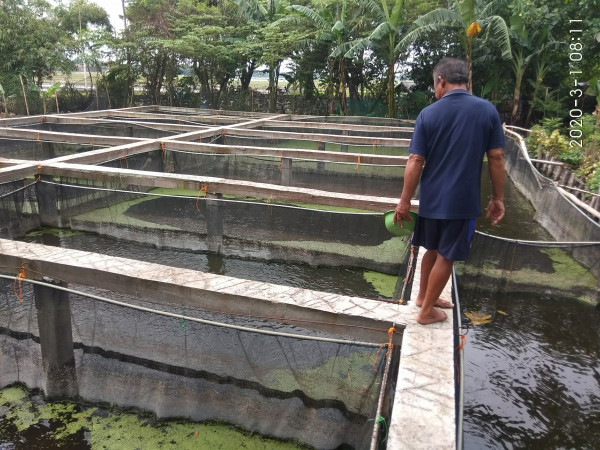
[
  {"xmin": 485, "ymin": 148, "xmax": 505, "ymax": 226},
  {"xmin": 394, "ymin": 153, "xmax": 425, "ymax": 225}
]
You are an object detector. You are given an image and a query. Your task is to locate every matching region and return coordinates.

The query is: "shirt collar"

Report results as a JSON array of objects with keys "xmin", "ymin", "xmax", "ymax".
[{"xmin": 441, "ymin": 88, "xmax": 471, "ymax": 99}]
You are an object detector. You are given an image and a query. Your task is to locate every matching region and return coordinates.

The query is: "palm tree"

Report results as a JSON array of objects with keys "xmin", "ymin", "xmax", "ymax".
[
  {"xmin": 398, "ymin": 0, "xmax": 511, "ymax": 92},
  {"xmin": 339, "ymin": 0, "xmax": 407, "ymax": 118}
]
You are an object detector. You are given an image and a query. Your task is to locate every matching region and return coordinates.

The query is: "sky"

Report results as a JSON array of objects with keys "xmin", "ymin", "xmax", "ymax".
[{"xmin": 87, "ymin": 0, "xmax": 125, "ymax": 31}]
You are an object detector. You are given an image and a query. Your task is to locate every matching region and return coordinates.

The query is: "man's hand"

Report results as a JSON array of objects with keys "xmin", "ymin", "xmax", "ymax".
[
  {"xmin": 393, "ymin": 199, "xmax": 413, "ymax": 226},
  {"xmin": 485, "ymin": 199, "xmax": 505, "ymax": 226}
]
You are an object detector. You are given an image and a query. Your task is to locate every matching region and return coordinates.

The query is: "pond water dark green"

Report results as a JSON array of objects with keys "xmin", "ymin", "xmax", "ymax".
[{"xmin": 458, "ymin": 288, "xmax": 600, "ymax": 449}]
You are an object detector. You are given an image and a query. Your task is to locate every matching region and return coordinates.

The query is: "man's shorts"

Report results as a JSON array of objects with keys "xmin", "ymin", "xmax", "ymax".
[{"xmin": 411, "ymin": 217, "xmax": 476, "ymax": 261}]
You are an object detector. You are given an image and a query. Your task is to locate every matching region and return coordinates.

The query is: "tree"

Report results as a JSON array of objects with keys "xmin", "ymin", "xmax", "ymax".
[
  {"xmin": 283, "ymin": 0, "xmax": 357, "ymax": 115},
  {"xmin": 169, "ymin": 0, "xmax": 244, "ymax": 108},
  {"xmin": 232, "ymin": 0, "xmax": 292, "ymax": 112},
  {"xmin": 125, "ymin": 0, "xmax": 178, "ymax": 105},
  {"xmin": 399, "ymin": 0, "xmax": 512, "ymax": 92},
  {"xmin": 340, "ymin": 0, "xmax": 408, "ymax": 117}
]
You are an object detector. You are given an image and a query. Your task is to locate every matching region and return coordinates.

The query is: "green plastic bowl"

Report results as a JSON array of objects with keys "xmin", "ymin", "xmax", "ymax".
[{"xmin": 383, "ymin": 210, "xmax": 417, "ymax": 236}]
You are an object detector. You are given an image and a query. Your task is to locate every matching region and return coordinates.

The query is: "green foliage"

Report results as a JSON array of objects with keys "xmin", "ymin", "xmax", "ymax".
[{"xmin": 526, "ymin": 114, "xmax": 600, "ymax": 193}]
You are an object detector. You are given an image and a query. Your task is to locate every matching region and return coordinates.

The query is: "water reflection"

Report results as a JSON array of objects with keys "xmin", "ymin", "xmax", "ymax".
[
  {"xmin": 18, "ymin": 232, "xmax": 386, "ymax": 300},
  {"xmin": 460, "ymin": 290, "xmax": 600, "ymax": 449}
]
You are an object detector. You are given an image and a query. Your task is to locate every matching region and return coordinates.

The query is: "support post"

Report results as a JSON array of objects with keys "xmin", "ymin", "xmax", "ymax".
[
  {"xmin": 281, "ymin": 157, "xmax": 292, "ymax": 186},
  {"xmin": 341, "ymin": 129, "xmax": 348, "ymax": 152},
  {"xmin": 34, "ymin": 280, "xmax": 78, "ymax": 399},
  {"xmin": 206, "ymin": 193, "xmax": 223, "ymax": 254},
  {"xmin": 36, "ymin": 174, "xmax": 60, "ymax": 227}
]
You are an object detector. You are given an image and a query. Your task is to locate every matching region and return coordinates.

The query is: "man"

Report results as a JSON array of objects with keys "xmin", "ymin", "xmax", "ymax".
[{"xmin": 393, "ymin": 57, "xmax": 506, "ymax": 325}]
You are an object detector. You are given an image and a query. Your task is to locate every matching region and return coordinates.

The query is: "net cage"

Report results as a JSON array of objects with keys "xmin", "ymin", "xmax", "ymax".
[
  {"xmin": 456, "ymin": 233, "xmax": 599, "ymax": 304},
  {"xmin": 0, "ymin": 276, "xmax": 398, "ymax": 449},
  {"xmin": 1, "ymin": 174, "xmax": 411, "ymax": 288},
  {"xmin": 0, "ymin": 108, "xmax": 414, "ymax": 449}
]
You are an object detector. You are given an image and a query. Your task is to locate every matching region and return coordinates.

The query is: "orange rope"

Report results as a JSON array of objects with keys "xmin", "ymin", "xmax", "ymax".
[
  {"xmin": 355, "ymin": 156, "xmax": 360, "ymax": 172},
  {"xmin": 373, "ymin": 327, "xmax": 395, "ymax": 373},
  {"xmin": 196, "ymin": 184, "xmax": 208, "ymax": 212},
  {"xmin": 402, "ymin": 246, "xmax": 416, "ymax": 284},
  {"xmin": 456, "ymin": 333, "xmax": 466, "ymax": 352},
  {"xmin": 455, "ymin": 333, "xmax": 466, "ymax": 378},
  {"xmin": 160, "ymin": 141, "xmax": 165, "ymax": 163},
  {"xmin": 36, "ymin": 133, "xmax": 40, "ymax": 142},
  {"xmin": 372, "ymin": 139, "xmax": 377, "ymax": 153},
  {"xmin": 13, "ymin": 265, "xmax": 26, "ymax": 303},
  {"xmin": 36, "ymin": 163, "xmax": 42, "ymax": 181},
  {"xmin": 278, "ymin": 152, "xmax": 283, "ymax": 172}
]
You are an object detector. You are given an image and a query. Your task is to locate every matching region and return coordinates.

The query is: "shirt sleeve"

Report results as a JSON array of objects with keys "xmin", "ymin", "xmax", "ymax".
[
  {"xmin": 487, "ymin": 107, "xmax": 506, "ymax": 150},
  {"xmin": 408, "ymin": 113, "xmax": 428, "ymax": 157}
]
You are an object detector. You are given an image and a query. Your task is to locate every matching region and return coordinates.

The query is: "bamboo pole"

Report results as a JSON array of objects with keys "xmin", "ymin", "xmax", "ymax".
[{"xmin": 19, "ymin": 74, "xmax": 30, "ymax": 115}]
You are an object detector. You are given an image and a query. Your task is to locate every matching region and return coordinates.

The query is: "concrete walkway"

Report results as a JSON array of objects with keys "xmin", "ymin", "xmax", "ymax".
[{"xmin": 387, "ymin": 247, "xmax": 456, "ymax": 449}]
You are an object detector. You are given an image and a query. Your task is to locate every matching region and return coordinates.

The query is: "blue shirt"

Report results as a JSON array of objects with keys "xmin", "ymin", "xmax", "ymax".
[{"xmin": 409, "ymin": 89, "xmax": 505, "ymax": 219}]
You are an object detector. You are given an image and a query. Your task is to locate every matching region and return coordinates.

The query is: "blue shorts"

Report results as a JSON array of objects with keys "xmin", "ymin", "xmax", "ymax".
[{"xmin": 411, "ymin": 217, "xmax": 476, "ymax": 261}]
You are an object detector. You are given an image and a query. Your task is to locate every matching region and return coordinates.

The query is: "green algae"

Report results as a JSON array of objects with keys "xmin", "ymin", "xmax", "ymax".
[
  {"xmin": 363, "ymin": 271, "xmax": 398, "ymax": 298},
  {"xmin": 0, "ymin": 385, "xmax": 307, "ymax": 449},
  {"xmin": 25, "ymin": 227, "xmax": 87, "ymax": 238},
  {"xmin": 264, "ymin": 352, "xmax": 381, "ymax": 414},
  {"xmin": 73, "ymin": 194, "xmax": 181, "ymax": 230},
  {"xmin": 455, "ymin": 247, "xmax": 597, "ymax": 302},
  {"xmin": 270, "ymin": 236, "xmax": 408, "ymax": 265}
]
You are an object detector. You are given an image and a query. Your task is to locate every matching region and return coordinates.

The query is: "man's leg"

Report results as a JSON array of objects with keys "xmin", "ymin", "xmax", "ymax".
[
  {"xmin": 416, "ymin": 252, "xmax": 454, "ymax": 325},
  {"xmin": 415, "ymin": 249, "xmax": 454, "ymax": 309}
]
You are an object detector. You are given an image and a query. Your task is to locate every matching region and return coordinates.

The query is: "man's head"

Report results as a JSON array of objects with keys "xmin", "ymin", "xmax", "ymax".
[{"xmin": 432, "ymin": 58, "xmax": 469, "ymax": 99}]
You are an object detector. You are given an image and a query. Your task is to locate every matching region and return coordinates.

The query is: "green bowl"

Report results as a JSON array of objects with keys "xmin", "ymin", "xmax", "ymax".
[{"xmin": 383, "ymin": 210, "xmax": 417, "ymax": 236}]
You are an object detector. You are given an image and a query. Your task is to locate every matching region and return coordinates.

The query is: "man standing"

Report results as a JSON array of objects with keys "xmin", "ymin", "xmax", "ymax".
[{"xmin": 393, "ymin": 57, "xmax": 506, "ymax": 325}]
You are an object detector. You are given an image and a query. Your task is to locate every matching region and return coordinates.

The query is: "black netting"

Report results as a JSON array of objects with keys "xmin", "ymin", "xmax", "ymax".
[
  {"xmin": 456, "ymin": 232, "xmax": 599, "ymax": 303},
  {"xmin": 0, "ymin": 278, "xmax": 397, "ymax": 449}
]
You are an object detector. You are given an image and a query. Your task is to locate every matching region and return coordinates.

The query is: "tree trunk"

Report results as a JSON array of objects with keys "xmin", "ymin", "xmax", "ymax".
[
  {"xmin": 387, "ymin": 62, "xmax": 395, "ymax": 118},
  {"xmin": 268, "ymin": 62, "xmax": 281, "ymax": 113},
  {"xmin": 340, "ymin": 58, "xmax": 347, "ymax": 116}
]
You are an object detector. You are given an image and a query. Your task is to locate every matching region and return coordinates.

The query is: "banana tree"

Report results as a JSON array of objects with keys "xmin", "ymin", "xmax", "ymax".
[
  {"xmin": 284, "ymin": 0, "xmax": 354, "ymax": 115},
  {"xmin": 508, "ymin": 9, "xmax": 558, "ymax": 124},
  {"xmin": 41, "ymin": 82, "xmax": 61, "ymax": 114},
  {"xmin": 0, "ymin": 83, "xmax": 8, "ymax": 116},
  {"xmin": 586, "ymin": 78, "xmax": 600, "ymax": 127},
  {"xmin": 398, "ymin": 0, "xmax": 511, "ymax": 92}
]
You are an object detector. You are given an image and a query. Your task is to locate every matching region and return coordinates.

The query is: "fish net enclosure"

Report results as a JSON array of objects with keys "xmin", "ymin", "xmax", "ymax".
[
  {"xmin": 0, "ymin": 276, "xmax": 398, "ymax": 449},
  {"xmin": 456, "ymin": 232, "xmax": 599, "ymax": 303},
  {"xmin": 0, "ymin": 108, "xmax": 413, "ymax": 449}
]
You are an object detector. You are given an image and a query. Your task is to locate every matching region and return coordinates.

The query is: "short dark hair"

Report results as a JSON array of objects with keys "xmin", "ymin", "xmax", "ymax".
[{"xmin": 433, "ymin": 58, "xmax": 469, "ymax": 85}]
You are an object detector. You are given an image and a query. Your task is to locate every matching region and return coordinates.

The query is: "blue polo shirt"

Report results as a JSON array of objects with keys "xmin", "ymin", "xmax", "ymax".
[{"xmin": 409, "ymin": 89, "xmax": 505, "ymax": 219}]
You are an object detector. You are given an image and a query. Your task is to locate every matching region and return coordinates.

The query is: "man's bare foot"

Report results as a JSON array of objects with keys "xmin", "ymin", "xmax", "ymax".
[
  {"xmin": 416, "ymin": 308, "xmax": 447, "ymax": 325},
  {"xmin": 415, "ymin": 298, "xmax": 454, "ymax": 309}
]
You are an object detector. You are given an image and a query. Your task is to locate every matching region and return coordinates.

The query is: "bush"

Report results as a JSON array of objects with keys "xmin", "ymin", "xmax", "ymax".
[{"xmin": 526, "ymin": 114, "xmax": 600, "ymax": 192}]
